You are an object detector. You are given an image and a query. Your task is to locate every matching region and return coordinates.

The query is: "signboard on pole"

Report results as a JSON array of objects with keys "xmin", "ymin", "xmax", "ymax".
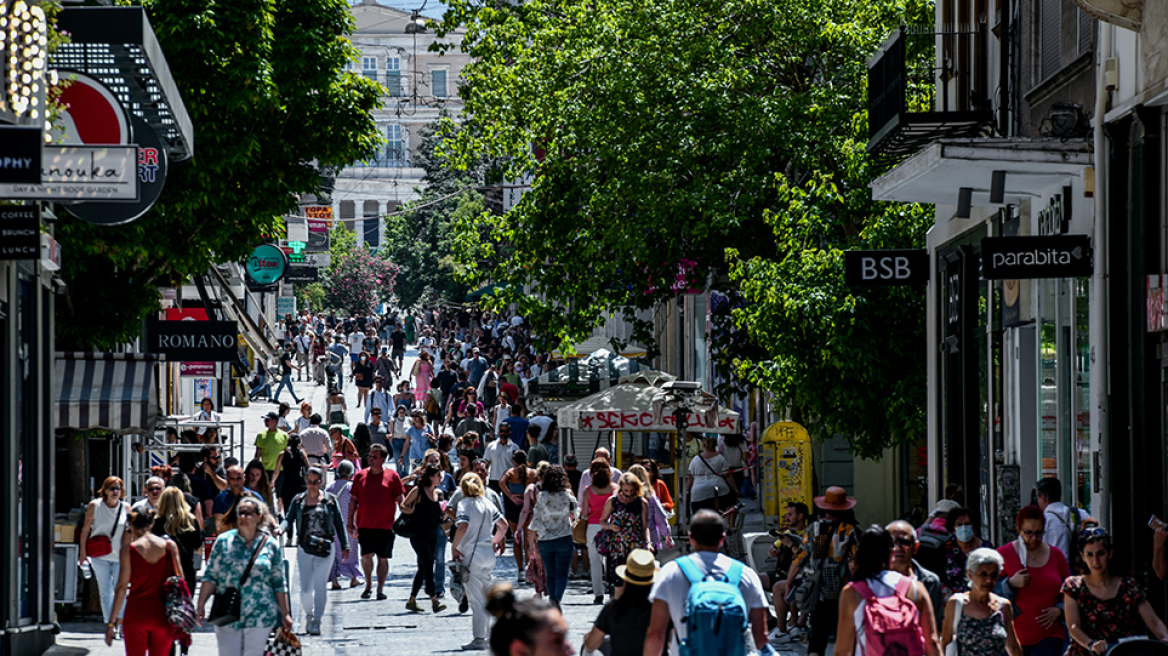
[
  {"xmin": 246, "ymin": 244, "xmax": 289, "ymax": 285},
  {"xmin": 67, "ymin": 114, "xmax": 169, "ymax": 225},
  {"xmin": 305, "ymin": 207, "xmax": 331, "ymax": 251},
  {"xmin": 0, "ymin": 146, "xmax": 138, "ymax": 200},
  {"xmin": 276, "ymin": 296, "xmax": 297, "ymax": 317},
  {"xmin": 981, "ymin": 235, "xmax": 1092, "ymax": 279}
]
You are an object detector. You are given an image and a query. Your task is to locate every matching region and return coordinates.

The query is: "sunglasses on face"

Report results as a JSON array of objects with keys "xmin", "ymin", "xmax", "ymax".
[
  {"xmin": 1021, "ymin": 529, "xmax": 1045, "ymax": 538},
  {"xmin": 892, "ymin": 536, "xmax": 914, "ymax": 547},
  {"xmin": 307, "ymin": 479, "xmax": 322, "ymax": 485},
  {"xmin": 237, "ymin": 510, "xmax": 257, "ymax": 518},
  {"xmin": 147, "ymin": 486, "xmax": 163, "ymax": 493},
  {"xmin": 108, "ymin": 487, "xmax": 122, "ymax": 492}
]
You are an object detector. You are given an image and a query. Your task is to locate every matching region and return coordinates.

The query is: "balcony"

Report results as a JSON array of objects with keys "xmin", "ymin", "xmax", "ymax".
[{"xmin": 867, "ymin": 25, "xmax": 996, "ymax": 156}]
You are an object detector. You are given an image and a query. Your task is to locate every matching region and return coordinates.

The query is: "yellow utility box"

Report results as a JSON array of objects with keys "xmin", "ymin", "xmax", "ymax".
[{"xmin": 760, "ymin": 422, "xmax": 813, "ymax": 530}]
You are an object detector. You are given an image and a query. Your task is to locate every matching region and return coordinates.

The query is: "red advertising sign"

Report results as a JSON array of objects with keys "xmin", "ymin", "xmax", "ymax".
[{"xmin": 572, "ymin": 410, "xmax": 738, "ymax": 434}]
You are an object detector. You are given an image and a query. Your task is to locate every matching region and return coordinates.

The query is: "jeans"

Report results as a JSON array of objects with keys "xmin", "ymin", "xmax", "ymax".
[
  {"xmin": 586, "ymin": 524, "xmax": 605, "ymax": 597},
  {"xmin": 89, "ymin": 556, "xmax": 122, "ymax": 623},
  {"xmin": 391, "ymin": 439, "xmax": 406, "ymax": 474},
  {"xmin": 297, "ymin": 543, "xmax": 333, "ymax": 621},
  {"xmin": 214, "ymin": 626, "xmax": 271, "ymax": 656},
  {"xmin": 537, "ymin": 536, "xmax": 573, "ymax": 602},
  {"xmin": 434, "ymin": 525, "xmax": 448, "ymax": 595},
  {"xmin": 466, "ymin": 556, "xmax": 496, "ymax": 641},
  {"xmin": 272, "ymin": 373, "xmax": 301, "ymax": 403},
  {"xmin": 410, "ymin": 531, "xmax": 438, "ymax": 598}
]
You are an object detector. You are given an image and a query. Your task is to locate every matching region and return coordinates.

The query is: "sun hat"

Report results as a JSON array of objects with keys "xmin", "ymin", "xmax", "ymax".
[
  {"xmin": 615, "ymin": 549, "xmax": 659, "ymax": 586},
  {"xmin": 813, "ymin": 486, "xmax": 857, "ymax": 511}
]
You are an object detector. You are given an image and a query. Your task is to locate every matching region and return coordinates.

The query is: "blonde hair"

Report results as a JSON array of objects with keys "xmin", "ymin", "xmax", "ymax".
[
  {"xmin": 618, "ymin": 472, "xmax": 645, "ymax": 497},
  {"xmin": 627, "ymin": 464, "xmax": 653, "ymax": 498},
  {"xmin": 158, "ymin": 487, "xmax": 197, "ymax": 536},
  {"xmin": 461, "ymin": 472, "xmax": 484, "ymax": 498}
]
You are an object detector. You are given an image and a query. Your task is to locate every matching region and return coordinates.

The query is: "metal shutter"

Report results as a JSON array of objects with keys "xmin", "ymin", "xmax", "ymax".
[
  {"xmin": 1077, "ymin": 9, "xmax": 1093, "ymax": 54},
  {"xmin": 1040, "ymin": 0, "xmax": 1061, "ymax": 80}
]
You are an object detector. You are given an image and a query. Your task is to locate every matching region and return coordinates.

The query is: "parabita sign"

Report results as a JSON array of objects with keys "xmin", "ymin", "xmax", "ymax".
[{"xmin": 981, "ymin": 235, "xmax": 1092, "ymax": 280}]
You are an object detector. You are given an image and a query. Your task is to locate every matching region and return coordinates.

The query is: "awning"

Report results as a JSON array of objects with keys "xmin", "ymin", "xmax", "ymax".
[
  {"xmin": 557, "ymin": 372, "xmax": 740, "ymax": 434},
  {"xmin": 56, "ymin": 352, "xmax": 159, "ymax": 434},
  {"xmin": 870, "ymin": 138, "xmax": 1091, "ymax": 206},
  {"xmin": 529, "ymin": 347, "xmax": 658, "ymax": 398}
]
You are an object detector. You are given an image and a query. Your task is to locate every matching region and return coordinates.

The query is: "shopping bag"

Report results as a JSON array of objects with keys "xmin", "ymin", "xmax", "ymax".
[
  {"xmin": 449, "ymin": 562, "xmax": 465, "ymax": 604},
  {"xmin": 263, "ymin": 627, "xmax": 302, "ymax": 656}
]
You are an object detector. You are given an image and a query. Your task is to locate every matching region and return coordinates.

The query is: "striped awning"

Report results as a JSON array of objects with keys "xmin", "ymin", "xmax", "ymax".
[{"xmin": 55, "ymin": 352, "xmax": 159, "ymax": 434}]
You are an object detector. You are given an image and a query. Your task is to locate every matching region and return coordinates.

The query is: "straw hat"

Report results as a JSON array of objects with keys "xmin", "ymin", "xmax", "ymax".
[
  {"xmin": 814, "ymin": 486, "xmax": 857, "ymax": 511},
  {"xmin": 615, "ymin": 549, "xmax": 659, "ymax": 586}
]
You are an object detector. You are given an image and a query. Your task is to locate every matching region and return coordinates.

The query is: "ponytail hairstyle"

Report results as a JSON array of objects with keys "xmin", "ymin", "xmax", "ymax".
[
  {"xmin": 486, "ymin": 583, "xmax": 558, "ymax": 656},
  {"xmin": 128, "ymin": 509, "xmax": 156, "ymax": 533}
]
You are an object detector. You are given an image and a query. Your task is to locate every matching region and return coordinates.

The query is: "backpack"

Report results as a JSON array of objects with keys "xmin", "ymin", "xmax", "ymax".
[
  {"xmin": 851, "ymin": 576, "xmax": 926, "ymax": 656},
  {"xmin": 676, "ymin": 555, "xmax": 748, "ymax": 656},
  {"xmin": 1053, "ymin": 507, "xmax": 1083, "ymax": 570},
  {"xmin": 915, "ymin": 524, "xmax": 950, "ymax": 576}
]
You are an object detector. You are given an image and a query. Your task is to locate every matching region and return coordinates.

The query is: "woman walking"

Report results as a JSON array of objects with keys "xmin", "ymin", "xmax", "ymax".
[
  {"xmin": 997, "ymin": 506, "xmax": 1070, "ymax": 656},
  {"xmin": 452, "ymin": 473, "xmax": 508, "ymax": 651},
  {"xmin": 400, "ymin": 464, "xmax": 447, "ymax": 613},
  {"xmin": 312, "ymin": 335, "xmax": 327, "ymax": 386},
  {"xmin": 412, "ymin": 352, "xmax": 435, "ymax": 404},
  {"xmin": 941, "ymin": 547, "xmax": 1022, "ymax": 656},
  {"xmin": 583, "ymin": 549, "xmax": 658, "ymax": 656},
  {"xmin": 328, "ymin": 386, "xmax": 347, "ymax": 425},
  {"xmin": 518, "ymin": 463, "xmax": 550, "ymax": 599},
  {"xmin": 275, "ymin": 434, "xmax": 310, "ymax": 514},
  {"xmin": 627, "ymin": 464, "xmax": 673, "ymax": 551},
  {"xmin": 277, "ymin": 467, "xmax": 350, "ymax": 635},
  {"xmin": 244, "ymin": 459, "xmax": 276, "ymax": 512},
  {"xmin": 327, "ymin": 460, "xmax": 364, "ymax": 589},
  {"xmin": 579, "ymin": 460, "xmax": 616, "ymax": 604},
  {"xmin": 104, "ymin": 510, "xmax": 181, "ymax": 655},
  {"xmin": 394, "ymin": 381, "xmax": 415, "ymax": 411},
  {"xmin": 687, "ymin": 436, "xmax": 737, "ymax": 516},
  {"xmin": 78, "ymin": 476, "xmax": 129, "ymax": 628},
  {"xmin": 330, "ymin": 425, "xmax": 360, "ymax": 471},
  {"xmin": 526, "ymin": 465, "xmax": 577, "ymax": 606},
  {"xmin": 353, "ymin": 350, "xmax": 374, "ymax": 409},
  {"xmin": 941, "ymin": 507, "xmax": 994, "ymax": 598},
  {"xmin": 197, "ymin": 496, "xmax": 293, "ymax": 656},
  {"xmin": 152, "ymin": 488, "xmax": 201, "ymax": 598},
  {"xmin": 500, "ymin": 450, "xmax": 536, "ymax": 583},
  {"xmin": 597, "ymin": 472, "xmax": 650, "ymax": 596}
]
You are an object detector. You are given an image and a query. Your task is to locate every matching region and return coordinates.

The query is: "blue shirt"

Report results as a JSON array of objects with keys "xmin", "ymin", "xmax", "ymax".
[
  {"xmin": 212, "ymin": 487, "xmax": 261, "ymax": 516},
  {"xmin": 406, "ymin": 426, "xmax": 431, "ymax": 459},
  {"xmin": 501, "ymin": 417, "xmax": 530, "ymax": 444}
]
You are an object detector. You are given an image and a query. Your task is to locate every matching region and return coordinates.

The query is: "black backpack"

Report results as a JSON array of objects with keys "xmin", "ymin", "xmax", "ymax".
[{"xmin": 915, "ymin": 524, "xmax": 950, "ymax": 576}]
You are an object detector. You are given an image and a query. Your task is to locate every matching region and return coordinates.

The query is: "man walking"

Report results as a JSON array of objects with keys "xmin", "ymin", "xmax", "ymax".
[
  {"xmin": 272, "ymin": 342, "xmax": 303, "ymax": 404},
  {"xmin": 366, "ymin": 376, "xmax": 392, "ymax": 424},
  {"xmin": 645, "ymin": 509, "xmax": 773, "ymax": 656},
  {"xmin": 254, "ymin": 411, "xmax": 289, "ymax": 487},
  {"xmin": 294, "ymin": 327, "xmax": 312, "ymax": 382},
  {"xmin": 1034, "ymin": 477, "xmax": 1091, "ymax": 558},
  {"xmin": 212, "ymin": 465, "xmax": 260, "ymax": 533},
  {"xmin": 347, "ymin": 444, "xmax": 404, "ymax": 601},
  {"xmin": 390, "ymin": 324, "xmax": 407, "ymax": 370},
  {"xmin": 484, "ymin": 423, "xmax": 518, "ymax": 493},
  {"xmin": 298, "ymin": 413, "xmax": 332, "ymax": 469},
  {"xmin": 886, "ymin": 519, "xmax": 945, "ymax": 629},
  {"xmin": 400, "ymin": 410, "xmax": 434, "ymax": 472}
]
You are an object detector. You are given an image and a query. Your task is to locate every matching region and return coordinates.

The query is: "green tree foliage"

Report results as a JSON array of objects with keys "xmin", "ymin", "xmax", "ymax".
[
  {"xmin": 54, "ymin": 0, "xmax": 383, "ymax": 349},
  {"xmin": 322, "ymin": 224, "xmax": 399, "ymax": 316},
  {"xmin": 437, "ymin": 0, "xmax": 932, "ymax": 456},
  {"xmin": 295, "ymin": 282, "xmax": 327, "ymax": 314}
]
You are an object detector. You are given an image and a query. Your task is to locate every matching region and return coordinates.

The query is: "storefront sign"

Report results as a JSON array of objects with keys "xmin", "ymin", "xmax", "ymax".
[
  {"xmin": 844, "ymin": 249, "xmax": 929, "ymax": 286},
  {"xmin": 276, "ymin": 296, "xmax": 297, "ymax": 316},
  {"xmin": 179, "ymin": 361, "xmax": 215, "ymax": 377},
  {"xmin": 0, "ymin": 126, "xmax": 43, "ymax": 184},
  {"xmin": 0, "ymin": 206, "xmax": 41, "ymax": 260},
  {"xmin": 569, "ymin": 409, "xmax": 739, "ymax": 434},
  {"xmin": 305, "ymin": 208, "xmax": 331, "ymax": 251},
  {"xmin": 0, "ymin": 146, "xmax": 138, "ymax": 200},
  {"xmin": 246, "ymin": 244, "xmax": 288, "ymax": 285},
  {"xmin": 1037, "ymin": 188, "xmax": 1072, "ymax": 236},
  {"xmin": 146, "ymin": 320, "xmax": 240, "ymax": 360},
  {"xmin": 303, "ymin": 252, "xmax": 330, "ymax": 268},
  {"xmin": 67, "ymin": 114, "xmax": 168, "ymax": 225},
  {"xmin": 286, "ymin": 266, "xmax": 319, "ymax": 283},
  {"xmin": 981, "ymin": 235, "xmax": 1092, "ymax": 279}
]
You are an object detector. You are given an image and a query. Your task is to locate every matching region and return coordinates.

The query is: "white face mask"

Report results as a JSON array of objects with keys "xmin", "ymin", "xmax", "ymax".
[{"xmin": 955, "ymin": 525, "xmax": 975, "ymax": 542}]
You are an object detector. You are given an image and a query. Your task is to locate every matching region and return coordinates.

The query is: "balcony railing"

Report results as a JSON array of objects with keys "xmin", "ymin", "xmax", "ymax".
[{"xmin": 867, "ymin": 24, "xmax": 996, "ymax": 156}]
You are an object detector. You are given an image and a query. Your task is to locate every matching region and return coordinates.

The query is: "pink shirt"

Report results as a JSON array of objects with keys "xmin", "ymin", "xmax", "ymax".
[
  {"xmin": 998, "ymin": 542, "xmax": 1070, "ymax": 645},
  {"xmin": 586, "ymin": 488, "xmax": 613, "ymax": 525}
]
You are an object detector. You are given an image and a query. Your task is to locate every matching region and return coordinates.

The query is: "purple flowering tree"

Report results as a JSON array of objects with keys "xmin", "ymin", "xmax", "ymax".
[{"xmin": 323, "ymin": 232, "xmax": 399, "ymax": 316}]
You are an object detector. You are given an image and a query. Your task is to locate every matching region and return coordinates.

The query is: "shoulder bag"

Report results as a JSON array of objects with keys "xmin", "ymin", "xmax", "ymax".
[
  {"xmin": 164, "ymin": 549, "xmax": 198, "ymax": 631},
  {"xmin": 393, "ymin": 492, "xmax": 423, "ymax": 539},
  {"xmin": 86, "ymin": 502, "xmax": 124, "ymax": 559},
  {"xmin": 450, "ymin": 503, "xmax": 488, "ymax": 604},
  {"xmin": 208, "ymin": 533, "xmax": 268, "ymax": 627},
  {"xmin": 297, "ymin": 494, "xmax": 334, "ymax": 558},
  {"xmin": 944, "ymin": 596, "xmax": 965, "ymax": 656}
]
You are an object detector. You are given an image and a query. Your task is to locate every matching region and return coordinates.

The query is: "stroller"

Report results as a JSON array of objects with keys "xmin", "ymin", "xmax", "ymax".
[{"xmin": 1107, "ymin": 639, "xmax": 1168, "ymax": 656}]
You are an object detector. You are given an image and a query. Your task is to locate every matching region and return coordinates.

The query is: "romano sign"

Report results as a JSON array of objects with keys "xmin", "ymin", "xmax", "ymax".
[
  {"xmin": 146, "ymin": 320, "xmax": 240, "ymax": 361},
  {"xmin": 981, "ymin": 235, "xmax": 1092, "ymax": 279}
]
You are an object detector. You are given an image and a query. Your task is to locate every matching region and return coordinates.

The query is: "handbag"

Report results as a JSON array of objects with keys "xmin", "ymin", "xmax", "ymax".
[
  {"xmin": 572, "ymin": 517, "xmax": 589, "ymax": 545},
  {"xmin": 393, "ymin": 505, "xmax": 421, "ymax": 539},
  {"xmin": 451, "ymin": 502, "xmax": 489, "ymax": 604},
  {"xmin": 86, "ymin": 502, "xmax": 124, "ymax": 559},
  {"xmin": 208, "ymin": 533, "xmax": 268, "ymax": 627},
  {"xmin": 945, "ymin": 596, "xmax": 965, "ymax": 656},
  {"xmin": 263, "ymin": 627, "xmax": 302, "ymax": 656},
  {"xmin": 164, "ymin": 551, "xmax": 198, "ymax": 632},
  {"xmin": 593, "ymin": 528, "xmax": 616, "ymax": 557},
  {"xmin": 297, "ymin": 494, "xmax": 335, "ymax": 558}
]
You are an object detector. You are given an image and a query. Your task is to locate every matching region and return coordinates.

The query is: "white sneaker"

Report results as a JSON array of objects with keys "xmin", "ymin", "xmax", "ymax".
[
  {"xmin": 461, "ymin": 639, "xmax": 488, "ymax": 650},
  {"xmin": 309, "ymin": 618, "xmax": 321, "ymax": 635},
  {"xmin": 769, "ymin": 629, "xmax": 794, "ymax": 645}
]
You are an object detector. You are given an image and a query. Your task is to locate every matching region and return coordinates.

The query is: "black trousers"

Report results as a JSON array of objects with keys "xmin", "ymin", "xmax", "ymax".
[
  {"xmin": 808, "ymin": 598, "xmax": 839, "ymax": 656},
  {"xmin": 410, "ymin": 531, "xmax": 438, "ymax": 598}
]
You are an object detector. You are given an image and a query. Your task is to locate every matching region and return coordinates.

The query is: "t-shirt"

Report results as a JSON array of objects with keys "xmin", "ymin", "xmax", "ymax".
[
  {"xmin": 435, "ymin": 369, "xmax": 457, "ymax": 394},
  {"xmin": 367, "ymin": 420, "xmax": 390, "ymax": 447},
  {"xmin": 186, "ymin": 472, "xmax": 215, "ymax": 505},
  {"xmin": 211, "ymin": 487, "xmax": 261, "ymax": 516},
  {"xmin": 406, "ymin": 425, "xmax": 432, "ymax": 460},
  {"xmin": 455, "ymin": 496, "xmax": 504, "ymax": 563},
  {"xmin": 350, "ymin": 468, "xmax": 405, "ymax": 530},
  {"xmin": 595, "ymin": 598, "xmax": 654, "ymax": 656},
  {"xmin": 279, "ymin": 351, "xmax": 294, "ymax": 376},
  {"xmin": 997, "ymin": 541, "xmax": 1071, "ymax": 646},
  {"xmin": 465, "ymin": 357, "xmax": 488, "ymax": 384},
  {"xmin": 255, "ymin": 430, "xmax": 289, "ymax": 471},
  {"xmin": 390, "ymin": 330, "xmax": 406, "ymax": 350},
  {"xmin": 648, "ymin": 551, "xmax": 767, "ymax": 656},
  {"xmin": 501, "ymin": 417, "xmax": 529, "ymax": 443},
  {"xmin": 688, "ymin": 453, "xmax": 728, "ymax": 502},
  {"xmin": 349, "ymin": 332, "xmax": 364, "ymax": 353},
  {"xmin": 299, "ymin": 426, "xmax": 331, "ymax": 458},
  {"xmin": 484, "ymin": 439, "xmax": 519, "ymax": 481}
]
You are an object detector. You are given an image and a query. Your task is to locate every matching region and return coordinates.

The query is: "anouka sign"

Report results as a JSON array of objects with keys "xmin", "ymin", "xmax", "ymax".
[
  {"xmin": 981, "ymin": 235, "xmax": 1092, "ymax": 279},
  {"xmin": 246, "ymin": 244, "xmax": 288, "ymax": 285},
  {"xmin": 146, "ymin": 320, "xmax": 240, "ymax": 361}
]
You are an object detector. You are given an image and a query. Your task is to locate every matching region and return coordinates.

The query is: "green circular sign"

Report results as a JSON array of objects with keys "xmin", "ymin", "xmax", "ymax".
[{"xmin": 246, "ymin": 244, "xmax": 289, "ymax": 285}]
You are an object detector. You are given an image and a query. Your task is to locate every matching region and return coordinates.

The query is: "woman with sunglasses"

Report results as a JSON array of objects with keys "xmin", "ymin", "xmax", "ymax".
[
  {"xmin": 941, "ymin": 547, "xmax": 1022, "ymax": 656},
  {"xmin": 79, "ymin": 476, "xmax": 130, "ymax": 629},
  {"xmin": 997, "ymin": 505, "xmax": 1070, "ymax": 656},
  {"xmin": 1062, "ymin": 528, "xmax": 1168, "ymax": 655},
  {"xmin": 276, "ymin": 467, "xmax": 349, "ymax": 635}
]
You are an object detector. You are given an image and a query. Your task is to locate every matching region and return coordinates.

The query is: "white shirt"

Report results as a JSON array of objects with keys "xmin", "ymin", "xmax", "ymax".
[
  {"xmin": 510, "ymin": 315, "xmax": 523, "ymax": 327},
  {"xmin": 484, "ymin": 439, "xmax": 519, "ymax": 482},
  {"xmin": 648, "ymin": 551, "xmax": 768, "ymax": 656},
  {"xmin": 1042, "ymin": 501, "xmax": 1090, "ymax": 558},
  {"xmin": 528, "ymin": 415, "xmax": 553, "ymax": 441},
  {"xmin": 688, "ymin": 453, "xmax": 728, "ymax": 502},
  {"xmin": 455, "ymin": 496, "xmax": 505, "ymax": 563},
  {"xmin": 348, "ymin": 332, "xmax": 364, "ymax": 353}
]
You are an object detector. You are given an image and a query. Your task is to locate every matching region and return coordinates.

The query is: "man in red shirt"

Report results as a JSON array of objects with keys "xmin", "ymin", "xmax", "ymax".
[{"xmin": 347, "ymin": 443, "xmax": 404, "ymax": 601}]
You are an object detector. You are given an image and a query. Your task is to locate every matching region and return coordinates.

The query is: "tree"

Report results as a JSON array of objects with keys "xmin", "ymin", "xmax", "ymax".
[
  {"xmin": 295, "ymin": 282, "xmax": 327, "ymax": 313},
  {"xmin": 54, "ymin": 0, "xmax": 383, "ymax": 349},
  {"xmin": 437, "ymin": 0, "xmax": 932, "ymax": 455},
  {"xmin": 322, "ymin": 224, "xmax": 399, "ymax": 316}
]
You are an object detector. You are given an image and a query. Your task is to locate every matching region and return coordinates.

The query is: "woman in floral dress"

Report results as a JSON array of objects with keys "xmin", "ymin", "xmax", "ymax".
[
  {"xmin": 941, "ymin": 506, "xmax": 994, "ymax": 598},
  {"xmin": 941, "ymin": 547, "xmax": 1021, "ymax": 656},
  {"xmin": 411, "ymin": 352, "xmax": 434, "ymax": 404},
  {"xmin": 597, "ymin": 472, "xmax": 649, "ymax": 595},
  {"xmin": 327, "ymin": 460, "xmax": 363, "ymax": 589},
  {"xmin": 1063, "ymin": 528, "xmax": 1168, "ymax": 655}
]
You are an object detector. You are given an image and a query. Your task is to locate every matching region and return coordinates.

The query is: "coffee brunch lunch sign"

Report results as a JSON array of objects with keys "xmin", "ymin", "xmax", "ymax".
[
  {"xmin": 246, "ymin": 244, "xmax": 289, "ymax": 285},
  {"xmin": 981, "ymin": 235, "xmax": 1092, "ymax": 279}
]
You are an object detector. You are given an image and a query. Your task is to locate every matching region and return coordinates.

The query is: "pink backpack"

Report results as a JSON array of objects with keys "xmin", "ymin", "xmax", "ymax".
[{"xmin": 851, "ymin": 576, "xmax": 926, "ymax": 656}]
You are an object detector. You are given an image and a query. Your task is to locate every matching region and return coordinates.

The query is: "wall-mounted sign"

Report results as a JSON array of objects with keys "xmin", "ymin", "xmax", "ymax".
[
  {"xmin": 179, "ymin": 361, "xmax": 215, "ymax": 377},
  {"xmin": 303, "ymin": 252, "xmax": 330, "ymax": 269},
  {"xmin": 305, "ymin": 208, "xmax": 331, "ymax": 251},
  {"xmin": 0, "ymin": 206, "xmax": 40, "ymax": 260},
  {"xmin": 246, "ymin": 244, "xmax": 289, "ymax": 285},
  {"xmin": 0, "ymin": 126, "xmax": 43, "ymax": 184},
  {"xmin": 286, "ymin": 266, "xmax": 320, "ymax": 283},
  {"xmin": 67, "ymin": 114, "xmax": 168, "ymax": 225},
  {"xmin": 276, "ymin": 296, "xmax": 297, "ymax": 317},
  {"xmin": 51, "ymin": 71, "xmax": 131, "ymax": 146},
  {"xmin": 981, "ymin": 235, "xmax": 1092, "ymax": 279},
  {"xmin": 146, "ymin": 320, "xmax": 240, "ymax": 360},
  {"xmin": 1037, "ymin": 187, "xmax": 1072, "ymax": 236},
  {"xmin": 0, "ymin": 146, "xmax": 138, "ymax": 200},
  {"xmin": 280, "ymin": 241, "xmax": 307, "ymax": 263},
  {"xmin": 844, "ymin": 249, "xmax": 929, "ymax": 286}
]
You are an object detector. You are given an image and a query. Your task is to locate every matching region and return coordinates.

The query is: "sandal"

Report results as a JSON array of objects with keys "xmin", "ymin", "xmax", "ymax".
[{"xmin": 361, "ymin": 589, "xmax": 372, "ymax": 599}]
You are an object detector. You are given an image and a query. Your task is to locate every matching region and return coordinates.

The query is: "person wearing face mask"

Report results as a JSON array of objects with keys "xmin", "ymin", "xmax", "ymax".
[
  {"xmin": 996, "ymin": 505, "xmax": 1069, "ymax": 656},
  {"xmin": 352, "ymin": 350, "xmax": 375, "ymax": 409},
  {"xmin": 941, "ymin": 507, "xmax": 994, "ymax": 598}
]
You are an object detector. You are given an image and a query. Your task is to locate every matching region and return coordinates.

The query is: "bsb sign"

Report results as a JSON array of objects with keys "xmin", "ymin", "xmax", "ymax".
[
  {"xmin": 981, "ymin": 235, "xmax": 1092, "ymax": 279},
  {"xmin": 146, "ymin": 320, "xmax": 240, "ymax": 361},
  {"xmin": 844, "ymin": 249, "xmax": 929, "ymax": 286}
]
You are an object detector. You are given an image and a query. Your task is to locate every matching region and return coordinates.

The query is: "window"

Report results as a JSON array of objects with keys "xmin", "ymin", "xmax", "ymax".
[
  {"xmin": 1039, "ymin": 0, "xmax": 1060, "ymax": 80},
  {"xmin": 363, "ymin": 201, "xmax": 380, "ymax": 248},
  {"xmin": 362, "ymin": 56, "xmax": 378, "ymax": 83},
  {"xmin": 431, "ymin": 69, "xmax": 448, "ymax": 98},
  {"xmin": 1077, "ymin": 9, "xmax": 1093, "ymax": 55},
  {"xmin": 385, "ymin": 124, "xmax": 406, "ymax": 167},
  {"xmin": 385, "ymin": 57, "xmax": 403, "ymax": 97}
]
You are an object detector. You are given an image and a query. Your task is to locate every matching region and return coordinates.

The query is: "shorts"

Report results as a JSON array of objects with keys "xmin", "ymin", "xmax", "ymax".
[
  {"xmin": 392, "ymin": 347, "xmax": 404, "ymax": 358},
  {"xmin": 503, "ymin": 492, "xmax": 522, "ymax": 524},
  {"xmin": 357, "ymin": 528, "xmax": 395, "ymax": 559},
  {"xmin": 350, "ymin": 354, "xmax": 360, "ymax": 363}
]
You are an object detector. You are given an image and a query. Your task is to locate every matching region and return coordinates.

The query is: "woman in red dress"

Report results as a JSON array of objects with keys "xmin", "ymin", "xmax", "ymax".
[{"xmin": 105, "ymin": 509, "xmax": 183, "ymax": 655}]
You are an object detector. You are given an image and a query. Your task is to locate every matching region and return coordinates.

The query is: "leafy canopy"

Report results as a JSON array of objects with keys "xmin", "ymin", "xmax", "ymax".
[{"xmin": 55, "ymin": 0, "xmax": 383, "ymax": 349}]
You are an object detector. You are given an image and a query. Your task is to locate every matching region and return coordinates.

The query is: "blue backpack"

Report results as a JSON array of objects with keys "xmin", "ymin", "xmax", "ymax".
[{"xmin": 676, "ymin": 555, "xmax": 748, "ymax": 656}]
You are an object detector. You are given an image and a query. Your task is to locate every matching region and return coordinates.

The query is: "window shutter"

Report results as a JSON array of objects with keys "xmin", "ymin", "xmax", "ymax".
[
  {"xmin": 1040, "ymin": 0, "xmax": 1061, "ymax": 80},
  {"xmin": 432, "ymin": 70, "xmax": 447, "ymax": 98},
  {"xmin": 1077, "ymin": 9, "xmax": 1093, "ymax": 54}
]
